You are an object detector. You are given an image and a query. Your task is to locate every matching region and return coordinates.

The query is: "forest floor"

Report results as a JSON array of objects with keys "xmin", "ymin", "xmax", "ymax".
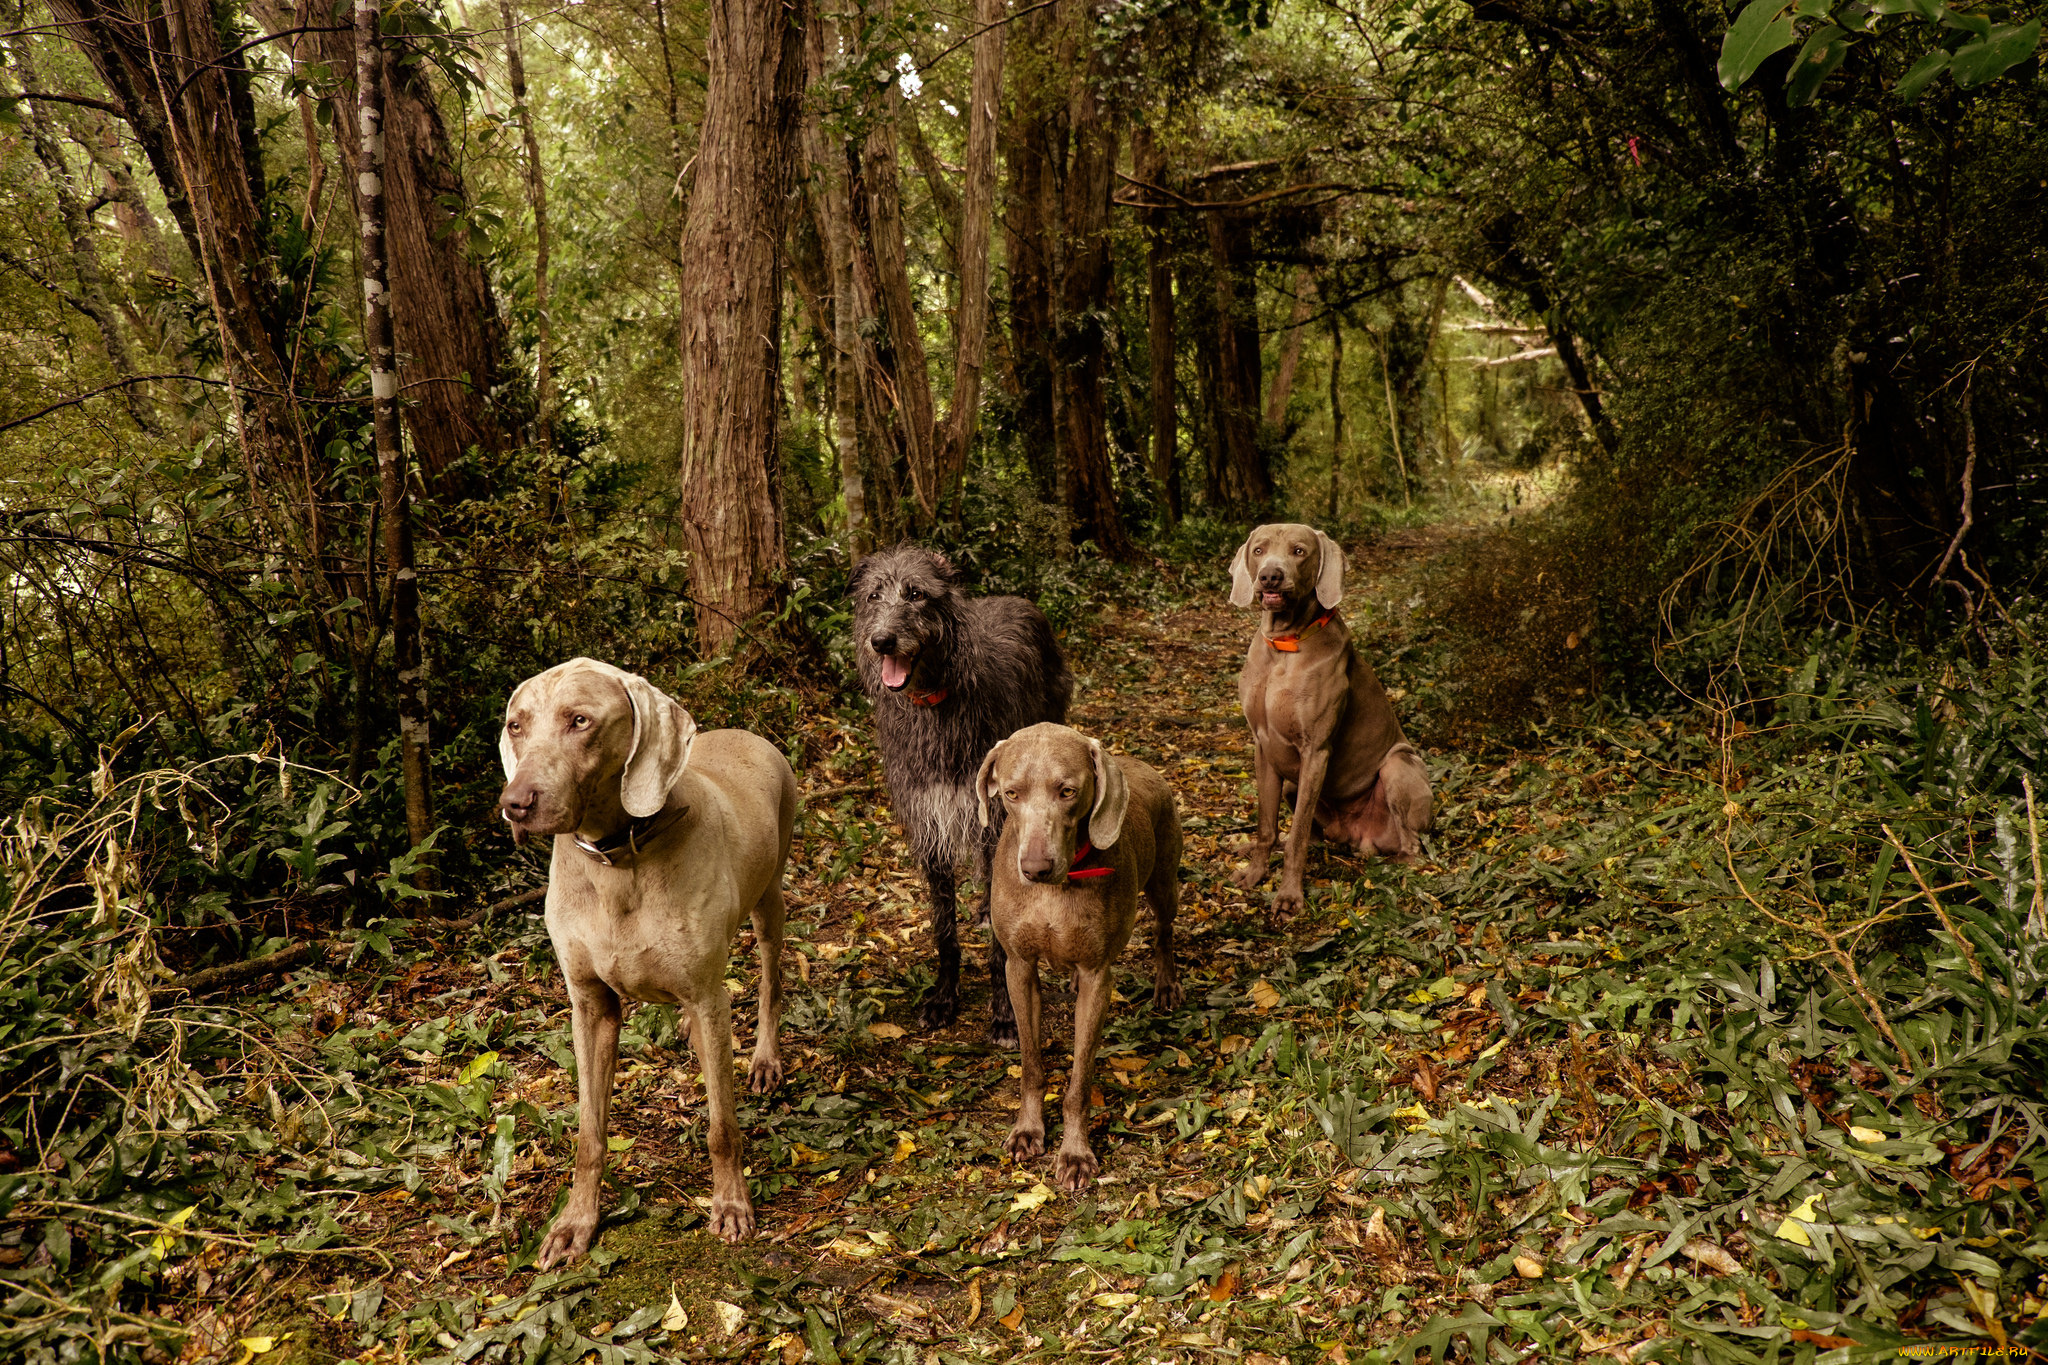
[{"xmin": 124, "ymin": 492, "xmax": 2039, "ymax": 1364}]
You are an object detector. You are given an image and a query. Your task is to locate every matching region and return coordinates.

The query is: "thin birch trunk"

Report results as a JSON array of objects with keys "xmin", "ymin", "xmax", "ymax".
[
  {"xmin": 1134, "ymin": 125, "xmax": 1179, "ymax": 526},
  {"xmin": 501, "ymin": 0, "xmax": 554, "ymax": 451},
  {"xmin": 356, "ymin": 0, "xmax": 435, "ymax": 852},
  {"xmin": 1327, "ymin": 311, "xmax": 1345, "ymax": 520},
  {"xmin": 1265, "ymin": 268, "xmax": 1314, "ymax": 426},
  {"xmin": 932, "ymin": 0, "xmax": 1007, "ymax": 499}
]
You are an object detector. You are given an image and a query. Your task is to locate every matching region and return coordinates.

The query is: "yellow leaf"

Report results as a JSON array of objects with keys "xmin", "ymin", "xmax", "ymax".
[
  {"xmin": 891, "ymin": 1133, "xmax": 917, "ymax": 1162},
  {"xmin": 868, "ymin": 1021, "xmax": 906, "ymax": 1039},
  {"xmin": 1848, "ymin": 1126, "xmax": 1885, "ymax": 1144},
  {"xmin": 149, "ymin": 1205, "xmax": 197, "ymax": 1259},
  {"xmin": 1249, "ymin": 980, "xmax": 1281, "ymax": 1009},
  {"xmin": 1774, "ymin": 1193, "xmax": 1822, "ymax": 1246},
  {"xmin": 825, "ymin": 1235, "xmax": 883, "ymax": 1259},
  {"xmin": 713, "ymin": 1301, "xmax": 747, "ymax": 1336},
  {"xmin": 1092, "ymin": 1292, "xmax": 1138, "ymax": 1307},
  {"xmin": 606, "ymin": 1135, "xmax": 634, "ymax": 1152},
  {"xmin": 1391, "ymin": 1102, "xmax": 1430, "ymax": 1130},
  {"xmin": 1010, "ymin": 1182, "xmax": 1055, "ymax": 1214},
  {"xmin": 458, "ymin": 1051, "xmax": 500, "ymax": 1085},
  {"xmin": 240, "ymin": 1337, "xmax": 279, "ymax": 1354},
  {"xmin": 1243, "ymin": 1174, "xmax": 1273, "ymax": 1203},
  {"xmin": 998, "ymin": 1304, "xmax": 1025, "ymax": 1331},
  {"xmin": 1107, "ymin": 1055, "xmax": 1148, "ymax": 1072},
  {"xmin": 663, "ymin": 1291, "xmax": 688, "ymax": 1333},
  {"xmin": 1513, "ymin": 1255, "xmax": 1546, "ymax": 1279}
]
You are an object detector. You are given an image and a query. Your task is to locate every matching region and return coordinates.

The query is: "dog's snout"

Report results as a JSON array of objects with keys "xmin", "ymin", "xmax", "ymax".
[
  {"xmin": 869, "ymin": 632, "xmax": 898, "ymax": 656},
  {"xmin": 1257, "ymin": 564, "xmax": 1284, "ymax": 587},
  {"xmin": 499, "ymin": 783, "xmax": 540, "ymax": 819},
  {"xmin": 1020, "ymin": 854, "xmax": 1055, "ymax": 882}
]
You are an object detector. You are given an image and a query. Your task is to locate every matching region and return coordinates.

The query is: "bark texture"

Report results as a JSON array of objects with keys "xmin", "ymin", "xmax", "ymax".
[
  {"xmin": 1135, "ymin": 127, "xmax": 1180, "ymax": 525},
  {"xmin": 1205, "ymin": 213, "xmax": 1272, "ymax": 510},
  {"xmin": 355, "ymin": 0, "xmax": 434, "ymax": 851},
  {"xmin": 299, "ymin": 0, "xmax": 512, "ymax": 487},
  {"xmin": 677, "ymin": 0, "xmax": 808, "ymax": 655}
]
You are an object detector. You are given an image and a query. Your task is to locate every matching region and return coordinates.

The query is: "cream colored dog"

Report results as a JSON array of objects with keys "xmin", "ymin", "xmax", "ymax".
[
  {"xmin": 1229, "ymin": 524, "xmax": 1432, "ymax": 916},
  {"xmin": 497, "ymin": 658, "xmax": 796, "ymax": 1262}
]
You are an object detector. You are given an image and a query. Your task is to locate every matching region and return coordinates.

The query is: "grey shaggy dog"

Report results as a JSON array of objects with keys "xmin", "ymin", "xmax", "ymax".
[{"xmin": 851, "ymin": 545, "xmax": 1073, "ymax": 1044}]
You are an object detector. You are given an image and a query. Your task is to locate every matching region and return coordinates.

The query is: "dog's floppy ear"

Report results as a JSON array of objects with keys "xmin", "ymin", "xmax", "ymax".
[
  {"xmin": 1314, "ymin": 530, "xmax": 1346, "ymax": 608},
  {"xmin": 848, "ymin": 555, "xmax": 874, "ymax": 599},
  {"xmin": 975, "ymin": 739, "xmax": 1007, "ymax": 828},
  {"xmin": 1087, "ymin": 739, "xmax": 1131, "ymax": 848},
  {"xmin": 1228, "ymin": 533, "xmax": 1258, "ymax": 608},
  {"xmin": 617, "ymin": 670, "xmax": 697, "ymax": 818}
]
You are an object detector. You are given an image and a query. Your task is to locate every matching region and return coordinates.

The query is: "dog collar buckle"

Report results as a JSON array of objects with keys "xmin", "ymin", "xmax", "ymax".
[{"xmin": 904, "ymin": 686, "xmax": 949, "ymax": 707}]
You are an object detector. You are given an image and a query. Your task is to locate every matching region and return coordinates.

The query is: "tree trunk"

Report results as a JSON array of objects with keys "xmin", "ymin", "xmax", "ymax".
[
  {"xmin": 1265, "ymin": 268, "xmax": 1315, "ymax": 426},
  {"xmin": 300, "ymin": 0, "xmax": 513, "ymax": 488},
  {"xmin": 932, "ymin": 0, "xmax": 1008, "ymax": 499},
  {"xmin": 1135, "ymin": 125, "xmax": 1179, "ymax": 526},
  {"xmin": 858, "ymin": 106, "xmax": 941, "ymax": 515},
  {"xmin": 1328, "ymin": 310, "xmax": 1345, "ymax": 520},
  {"xmin": 1206, "ymin": 213, "xmax": 1271, "ymax": 510},
  {"xmin": 1053, "ymin": 18, "xmax": 1130, "ymax": 560},
  {"xmin": 801, "ymin": 0, "xmax": 870, "ymax": 553},
  {"xmin": 355, "ymin": 0, "xmax": 434, "ymax": 852},
  {"xmin": 677, "ymin": 0, "xmax": 808, "ymax": 655},
  {"xmin": 501, "ymin": 0, "xmax": 555, "ymax": 452},
  {"xmin": 1003, "ymin": 47, "xmax": 1058, "ymax": 503}
]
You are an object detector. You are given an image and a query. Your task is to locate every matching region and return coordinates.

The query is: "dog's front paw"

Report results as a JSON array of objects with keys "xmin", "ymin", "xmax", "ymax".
[
  {"xmin": 1270, "ymin": 885, "xmax": 1305, "ymax": 923},
  {"xmin": 1006, "ymin": 1124, "xmax": 1046, "ymax": 1161},
  {"xmin": 987, "ymin": 1015, "xmax": 1020, "ymax": 1050},
  {"xmin": 535, "ymin": 1210, "xmax": 598, "ymax": 1269},
  {"xmin": 748, "ymin": 1052, "xmax": 783, "ymax": 1094},
  {"xmin": 707, "ymin": 1194, "xmax": 755, "ymax": 1243},
  {"xmin": 1053, "ymin": 1145, "xmax": 1099, "ymax": 1193},
  {"xmin": 1152, "ymin": 974, "xmax": 1184, "ymax": 1012},
  {"xmin": 918, "ymin": 988, "xmax": 960, "ymax": 1031},
  {"xmin": 1230, "ymin": 843, "xmax": 1272, "ymax": 890}
]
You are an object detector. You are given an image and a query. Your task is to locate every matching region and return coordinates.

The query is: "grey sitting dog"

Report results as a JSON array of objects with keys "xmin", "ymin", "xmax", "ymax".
[
  {"xmin": 1229, "ymin": 523, "xmax": 1432, "ymax": 917},
  {"xmin": 497, "ymin": 658, "xmax": 796, "ymax": 1260},
  {"xmin": 975, "ymin": 722, "xmax": 1182, "ymax": 1191},
  {"xmin": 852, "ymin": 545, "xmax": 1073, "ymax": 1045}
]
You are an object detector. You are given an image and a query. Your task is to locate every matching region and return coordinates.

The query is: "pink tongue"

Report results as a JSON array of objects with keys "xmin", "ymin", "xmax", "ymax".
[
  {"xmin": 881, "ymin": 656, "xmax": 909, "ymax": 689},
  {"xmin": 1262, "ymin": 592, "xmax": 1285, "ymax": 608}
]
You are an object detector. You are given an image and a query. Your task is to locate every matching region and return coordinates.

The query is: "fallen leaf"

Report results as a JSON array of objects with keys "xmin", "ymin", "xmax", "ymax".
[
  {"xmin": 892, "ymin": 1133, "xmax": 917, "ymax": 1162},
  {"xmin": 1218, "ymin": 1034, "xmax": 1250, "ymax": 1056},
  {"xmin": 1789, "ymin": 1330, "xmax": 1856, "ymax": 1349},
  {"xmin": 457, "ymin": 1051, "xmax": 500, "ymax": 1084},
  {"xmin": 965, "ymin": 1277, "xmax": 982, "ymax": 1326},
  {"xmin": 1848, "ymin": 1126, "xmax": 1886, "ymax": 1144},
  {"xmin": 1092, "ymin": 1292, "xmax": 1138, "ymax": 1307},
  {"xmin": 1010, "ymin": 1183, "xmax": 1054, "ymax": 1214},
  {"xmin": 998, "ymin": 1304, "xmax": 1025, "ymax": 1331},
  {"xmin": 1774, "ymin": 1192, "xmax": 1823, "ymax": 1246},
  {"xmin": 1679, "ymin": 1239, "xmax": 1740, "ymax": 1275},
  {"xmin": 663, "ymin": 1291, "xmax": 688, "ymax": 1333},
  {"xmin": 1363, "ymin": 1206, "xmax": 1392, "ymax": 1245},
  {"xmin": 764, "ymin": 1331, "xmax": 803, "ymax": 1364},
  {"xmin": 1391, "ymin": 1102, "xmax": 1431, "ymax": 1130},
  {"xmin": 1108, "ymin": 1055, "xmax": 1148, "ymax": 1072},
  {"xmin": 712, "ymin": 1301, "xmax": 746, "ymax": 1336},
  {"xmin": 1243, "ymin": 1174, "xmax": 1273, "ymax": 1203},
  {"xmin": 434, "ymin": 1247, "xmax": 473, "ymax": 1272},
  {"xmin": 1412, "ymin": 1059, "xmax": 1439, "ymax": 1103},
  {"xmin": 868, "ymin": 1021, "xmax": 906, "ymax": 1039},
  {"xmin": 1513, "ymin": 1254, "xmax": 1546, "ymax": 1279},
  {"xmin": 825, "ymin": 1235, "xmax": 884, "ymax": 1259},
  {"xmin": 1208, "ymin": 1269, "xmax": 1241, "ymax": 1301},
  {"xmin": 606, "ymin": 1135, "xmax": 634, "ymax": 1152},
  {"xmin": 149, "ymin": 1205, "xmax": 197, "ymax": 1259},
  {"xmin": 1250, "ymin": 979, "xmax": 1282, "ymax": 1009}
]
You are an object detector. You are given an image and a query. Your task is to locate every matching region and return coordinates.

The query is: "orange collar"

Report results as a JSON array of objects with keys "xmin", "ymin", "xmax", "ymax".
[
  {"xmin": 1266, "ymin": 608, "xmax": 1336, "ymax": 652},
  {"xmin": 903, "ymin": 685, "xmax": 949, "ymax": 706},
  {"xmin": 1067, "ymin": 840, "xmax": 1114, "ymax": 880}
]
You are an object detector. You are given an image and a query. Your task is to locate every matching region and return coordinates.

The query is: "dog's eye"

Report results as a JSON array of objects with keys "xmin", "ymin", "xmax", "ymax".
[
  {"xmin": 867, "ymin": 590, "xmax": 880, "ymax": 602},
  {"xmin": 1293, "ymin": 546, "xmax": 1306, "ymax": 556},
  {"xmin": 905, "ymin": 586, "xmax": 923, "ymax": 601},
  {"xmin": 1060, "ymin": 786, "xmax": 1077, "ymax": 800},
  {"xmin": 506, "ymin": 721, "xmax": 521, "ymax": 734},
  {"xmin": 571, "ymin": 715, "xmax": 589, "ymax": 729},
  {"xmin": 1004, "ymin": 789, "xmax": 1018, "ymax": 801}
]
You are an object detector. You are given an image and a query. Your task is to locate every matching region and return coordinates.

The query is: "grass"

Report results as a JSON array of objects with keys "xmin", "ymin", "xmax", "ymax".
[{"xmin": 2, "ymin": 509, "xmax": 2043, "ymax": 1364}]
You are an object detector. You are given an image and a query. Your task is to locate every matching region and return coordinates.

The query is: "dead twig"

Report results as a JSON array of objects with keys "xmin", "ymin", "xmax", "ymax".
[{"xmin": 1881, "ymin": 824, "xmax": 1984, "ymax": 982}]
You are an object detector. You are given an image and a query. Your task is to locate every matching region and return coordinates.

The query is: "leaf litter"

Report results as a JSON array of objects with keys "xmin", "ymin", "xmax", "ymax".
[{"xmin": 3, "ymin": 523, "xmax": 2044, "ymax": 1363}]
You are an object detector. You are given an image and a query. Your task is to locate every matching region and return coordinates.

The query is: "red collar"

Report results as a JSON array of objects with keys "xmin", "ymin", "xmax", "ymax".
[
  {"xmin": 901, "ymin": 685, "xmax": 949, "ymax": 706},
  {"xmin": 1067, "ymin": 840, "xmax": 1114, "ymax": 880},
  {"xmin": 1267, "ymin": 608, "xmax": 1336, "ymax": 652}
]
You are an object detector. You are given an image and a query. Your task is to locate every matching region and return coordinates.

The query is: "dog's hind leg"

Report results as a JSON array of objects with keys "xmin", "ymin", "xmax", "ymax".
[
  {"xmin": 917, "ymin": 860, "xmax": 962, "ymax": 1030},
  {"xmin": 1147, "ymin": 844, "xmax": 1184, "ymax": 1013},
  {"xmin": 748, "ymin": 883, "xmax": 785, "ymax": 1092},
  {"xmin": 979, "ymin": 822, "xmax": 1020, "ymax": 1049}
]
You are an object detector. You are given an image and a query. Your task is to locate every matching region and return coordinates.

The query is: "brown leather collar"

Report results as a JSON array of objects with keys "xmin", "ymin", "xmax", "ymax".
[
  {"xmin": 902, "ymin": 684, "xmax": 949, "ymax": 706},
  {"xmin": 571, "ymin": 803, "xmax": 690, "ymax": 868}
]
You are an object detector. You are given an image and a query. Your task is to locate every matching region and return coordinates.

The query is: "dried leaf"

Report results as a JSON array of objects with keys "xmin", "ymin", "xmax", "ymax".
[
  {"xmin": 662, "ymin": 1291, "xmax": 688, "ymax": 1333},
  {"xmin": 997, "ymin": 1304, "xmax": 1025, "ymax": 1330},
  {"xmin": 1207, "ymin": 1268, "xmax": 1241, "ymax": 1301},
  {"xmin": 1679, "ymin": 1239, "xmax": 1741, "ymax": 1275},
  {"xmin": 1092, "ymin": 1291, "xmax": 1138, "ymax": 1307},
  {"xmin": 964, "ymin": 1277, "xmax": 982, "ymax": 1327},
  {"xmin": 1513, "ymin": 1254, "xmax": 1546, "ymax": 1278},
  {"xmin": 712, "ymin": 1301, "xmax": 746, "ymax": 1336},
  {"xmin": 868, "ymin": 1021, "xmax": 906, "ymax": 1039},
  {"xmin": 1250, "ymin": 979, "xmax": 1282, "ymax": 1009},
  {"xmin": 1009, "ymin": 1183, "xmax": 1054, "ymax": 1213}
]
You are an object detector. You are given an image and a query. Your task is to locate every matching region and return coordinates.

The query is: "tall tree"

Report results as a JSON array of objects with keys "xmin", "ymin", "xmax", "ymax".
[
  {"xmin": 354, "ymin": 0, "xmax": 433, "ymax": 851},
  {"xmin": 1133, "ymin": 126, "xmax": 1180, "ymax": 526},
  {"xmin": 499, "ymin": 0, "xmax": 554, "ymax": 452},
  {"xmin": 677, "ymin": 0, "xmax": 809, "ymax": 654},
  {"xmin": 290, "ymin": 0, "xmax": 514, "ymax": 487}
]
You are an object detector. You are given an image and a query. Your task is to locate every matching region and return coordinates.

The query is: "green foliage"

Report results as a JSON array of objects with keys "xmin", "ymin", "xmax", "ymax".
[{"xmin": 1719, "ymin": 0, "xmax": 2043, "ymax": 102}]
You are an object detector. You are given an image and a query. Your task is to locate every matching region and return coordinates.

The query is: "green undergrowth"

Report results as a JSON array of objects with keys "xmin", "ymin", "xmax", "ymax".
[{"xmin": 2, "ymin": 582, "xmax": 2044, "ymax": 1363}]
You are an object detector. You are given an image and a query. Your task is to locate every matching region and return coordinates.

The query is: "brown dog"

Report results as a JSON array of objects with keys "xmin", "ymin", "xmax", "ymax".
[
  {"xmin": 497, "ymin": 658, "xmax": 796, "ymax": 1260},
  {"xmin": 1229, "ymin": 524, "xmax": 1431, "ymax": 916},
  {"xmin": 975, "ymin": 723, "xmax": 1182, "ymax": 1191}
]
